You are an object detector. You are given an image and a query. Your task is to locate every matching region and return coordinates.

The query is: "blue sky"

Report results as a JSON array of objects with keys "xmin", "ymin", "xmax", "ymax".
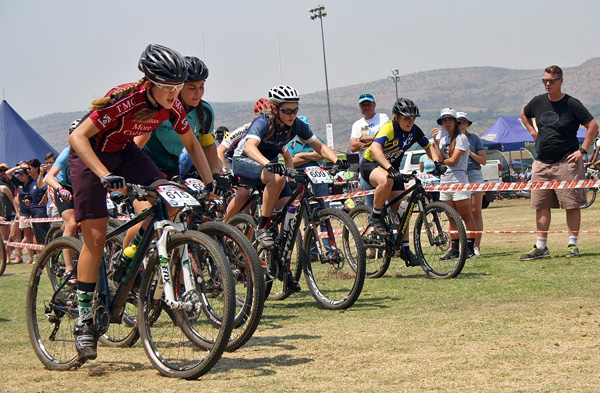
[{"xmin": 1, "ymin": 0, "xmax": 599, "ymax": 120}]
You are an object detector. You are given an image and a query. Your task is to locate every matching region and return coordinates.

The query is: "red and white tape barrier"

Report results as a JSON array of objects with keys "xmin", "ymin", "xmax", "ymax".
[{"xmin": 318, "ymin": 179, "xmax": 599, "ymax": 204}]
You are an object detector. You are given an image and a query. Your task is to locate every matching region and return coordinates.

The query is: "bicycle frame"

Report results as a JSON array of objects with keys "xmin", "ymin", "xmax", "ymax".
[
  {"xmin": 269, "ymin": 171, "xmax": 337, "ymax": 269},
  {"xmin": 374, "ymin": 175, "xmax": 446, "ymax": 249},
  {"xmin": 51, "ymin": 185, "xmax": 194, "ymax": 326}
]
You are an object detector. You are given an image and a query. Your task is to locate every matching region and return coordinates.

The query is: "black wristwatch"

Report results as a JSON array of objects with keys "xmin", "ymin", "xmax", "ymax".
[{"xmin": 579, "ymin": 148, "xmax": 587, "ymax": 155}]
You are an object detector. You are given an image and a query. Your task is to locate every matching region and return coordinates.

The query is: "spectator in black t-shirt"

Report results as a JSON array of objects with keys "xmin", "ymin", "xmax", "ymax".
[{"xmin": 519, "ymin": 65, "xmax": 599, "ymax": 260}]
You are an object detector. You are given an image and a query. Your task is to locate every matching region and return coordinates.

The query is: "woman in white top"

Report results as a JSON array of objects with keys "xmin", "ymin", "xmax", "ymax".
[{"xmin": 434, "ymin": 108, "xmax": 476, "ymax": 259}]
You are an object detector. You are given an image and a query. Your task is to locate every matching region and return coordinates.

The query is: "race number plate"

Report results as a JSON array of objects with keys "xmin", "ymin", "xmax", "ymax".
[
  {"xmin": 184, "ymin": 178, "xmax": 205, "ymax": 193},
  {"xmin": 157, "ymin": 185, "xmax": 200, "ymax": 207},
  {"xmin": 304, "ymin": 166, "xmax": 333, "ymax": 184}
]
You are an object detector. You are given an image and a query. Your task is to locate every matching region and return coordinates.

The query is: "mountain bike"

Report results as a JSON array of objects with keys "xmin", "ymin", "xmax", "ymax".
[
  {"xmin": 229, "ymin": 166, "xmax": 366, "ymax": 310},
  {"xmin": 349, "ymin": 171, "xmax": 467, "ymax": 279},
  {"xmin": 27, "ymin": 183, "xmax": 235, "ymax": 379}
]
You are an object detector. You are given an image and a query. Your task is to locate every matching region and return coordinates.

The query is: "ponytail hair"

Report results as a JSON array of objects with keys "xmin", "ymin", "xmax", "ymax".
[
  {"xmin": 198, "ymin": 100, "xmax": 207, "ymax": 134},
  {"xmin": 447, "ymin": 120, "xmax": 460, "ymax": 157},
  {"xmin": 90, "ymin": 78, "xmax": 157, "ymax": 122},
  {"xmin": 263, "ymin": 107, "xmax": 277, "ymax": 140}
]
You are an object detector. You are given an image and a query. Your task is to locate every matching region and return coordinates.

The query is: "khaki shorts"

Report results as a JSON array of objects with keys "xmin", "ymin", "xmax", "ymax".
[
  {"xmin": 530, "ymin": 158, "xmax": 585, "ymax": 209},
  {"xmin": 18, "ymin": 215, "xmax": 32, "ymax": 229}
]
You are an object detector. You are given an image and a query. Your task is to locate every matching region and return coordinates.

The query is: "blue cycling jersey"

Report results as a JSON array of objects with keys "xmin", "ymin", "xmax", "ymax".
[
  {"xmin": 233, "ymin": 114, "xmax": 316, "ymax": 161},
  {"xmin": 54, "ymin": 147, "xmax": 71, "ymax": 186}
]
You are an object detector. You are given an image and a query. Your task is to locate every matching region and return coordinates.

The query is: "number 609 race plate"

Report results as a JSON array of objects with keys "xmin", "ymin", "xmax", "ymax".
[{"xmin": 304, "ymin": 166, "xmax": 333, "ymax": 184}]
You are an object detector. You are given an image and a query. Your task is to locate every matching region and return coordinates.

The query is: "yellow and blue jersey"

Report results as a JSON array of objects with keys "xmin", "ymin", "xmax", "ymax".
[{"xmin": 363, "ymin": 120, "xmax": 430, "ymax": 167}]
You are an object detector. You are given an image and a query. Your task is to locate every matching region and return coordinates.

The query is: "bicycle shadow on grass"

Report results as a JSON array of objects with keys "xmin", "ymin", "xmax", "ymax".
[
  {"xmin": 216, "ymin": 353, "xmax": 315, "ymax": 377},
  {"xmin": 81, "ymin": 360, "xmax": 149, "ymax": 377}
]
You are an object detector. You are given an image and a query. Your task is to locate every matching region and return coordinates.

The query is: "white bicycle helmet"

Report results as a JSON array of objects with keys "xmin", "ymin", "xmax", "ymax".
[{"xmin": 268, "ymin": 85, "xmax": 300, "ymax": 104}]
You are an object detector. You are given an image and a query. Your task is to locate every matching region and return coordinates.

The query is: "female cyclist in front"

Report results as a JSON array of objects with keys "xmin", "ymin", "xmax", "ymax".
[
  {"xmin": 227, "ymin": 85, "xmax": 348, "ymax": 290},
  {"xmin": 67, "ymin": 44, "xmax": 215, "ymax": 360},
  {"xmin": 359, "ymin": 98, "xmax": 442, "ymax": 267},
  {"xmin": 435, "ymin": 108, "xmax": 476, "ymax": 260}
]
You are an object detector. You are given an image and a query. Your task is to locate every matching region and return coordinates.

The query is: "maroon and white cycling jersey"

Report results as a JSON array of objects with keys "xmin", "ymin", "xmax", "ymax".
[{"xmin": 88, "ymin": 83, "xmax": 190, "ymax": 152}]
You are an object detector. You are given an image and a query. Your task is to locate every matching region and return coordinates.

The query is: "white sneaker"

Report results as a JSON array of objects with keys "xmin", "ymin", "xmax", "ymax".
[{"xmin": 474, "ymin": 247, "xmax": 481, "ymax": 257}]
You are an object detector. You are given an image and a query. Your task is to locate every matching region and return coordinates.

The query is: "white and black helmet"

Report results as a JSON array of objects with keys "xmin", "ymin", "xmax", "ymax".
[
  {"xmin": 138, "ymin": 44, "xmax": 188, "ymax": 84},
  {"xmin": 268, "ymin": 85, "xmax": 300, "ymax": 104},
  {"xmin": 68, "ymin": 119, "xmax": 81, "ymax": 135}
]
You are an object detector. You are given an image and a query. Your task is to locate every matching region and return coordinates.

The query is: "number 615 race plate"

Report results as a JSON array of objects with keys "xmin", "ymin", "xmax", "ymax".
[{"xmin": 157, "ymin": 185, "xmax": 200, "ymax": 207}]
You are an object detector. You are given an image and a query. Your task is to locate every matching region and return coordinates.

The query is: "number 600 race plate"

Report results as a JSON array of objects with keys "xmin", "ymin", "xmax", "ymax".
[
  {"xmin": 157, "ymin": 185, "xmax": 200, "ymax": 207},
  {"xmin": 304, "ymin": 166, "xmax": 333, "ymax": 184}
]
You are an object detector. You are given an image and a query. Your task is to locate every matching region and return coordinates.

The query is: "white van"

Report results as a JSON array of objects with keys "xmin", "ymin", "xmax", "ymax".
[{"xmin": 399, "ymin": 150, "xmax": 503, "ymax": 208}]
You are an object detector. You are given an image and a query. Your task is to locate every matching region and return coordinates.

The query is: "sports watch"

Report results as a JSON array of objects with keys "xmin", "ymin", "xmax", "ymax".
[{"xmin": 579, "ymin": 147, "xmax": 587, "ymax": 155}]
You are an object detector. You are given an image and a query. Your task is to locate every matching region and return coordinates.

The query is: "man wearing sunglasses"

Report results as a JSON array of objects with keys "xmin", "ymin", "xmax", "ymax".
[
  {"xmin": 520, "ymin": 65, "xmax": 599, "ymax": 260},
  {"xmin": 350, "ymin": 93, "xmax": 389, "ymax": 207}
]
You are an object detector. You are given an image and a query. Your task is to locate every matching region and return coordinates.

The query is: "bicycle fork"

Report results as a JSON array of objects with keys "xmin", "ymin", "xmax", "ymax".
[{"xmin": 154, "ymin": 221, "xmax": 196, "ymax": 311}]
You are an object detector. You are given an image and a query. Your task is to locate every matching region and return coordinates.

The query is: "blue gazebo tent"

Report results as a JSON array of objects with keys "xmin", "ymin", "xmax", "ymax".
[
  {"xmin": 481, "ymin": 116, "xmax": 589, "ymax": 152},
  {"xmin": 0, "ymin": 100, "xmax": 58, "ymax": 165}
]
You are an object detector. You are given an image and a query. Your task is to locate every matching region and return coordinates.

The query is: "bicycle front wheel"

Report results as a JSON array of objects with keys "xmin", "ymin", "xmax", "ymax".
[
  {"xmin": 197, "ymin": 221, "xmax": 265, "ymax": 352},
  {"xmin": 348, "ymin": 205, "xmax": 392, "ymax": 278},
  {"xmin": 26, "ymin": 237, "xmax": 86, "ymax": 370},
  {"xmin": 302, "ymin": 208, "xmax": 366, "ymax": 310},
  {"xmin": 137, "ymin": 230, "xmax": 235, "ymax": 380},
  {"xmin": 413, "ymin": 202, "xmax": 467, "ymax": 279}
]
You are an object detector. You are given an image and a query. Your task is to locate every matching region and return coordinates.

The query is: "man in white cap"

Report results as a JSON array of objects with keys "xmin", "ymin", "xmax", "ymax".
[{"xmin": 350, "ymin": 93, "xmax": 389, "ymax": 206}]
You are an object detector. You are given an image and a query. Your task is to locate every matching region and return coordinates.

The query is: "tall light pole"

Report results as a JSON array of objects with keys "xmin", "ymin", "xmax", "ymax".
[
  {"xmin": 309, "ymin": 5, "xmax": 332, "ymax": 124},
  {"xmin": 390, "ymin": 68, "xmax": 399, "ymax": 99}
]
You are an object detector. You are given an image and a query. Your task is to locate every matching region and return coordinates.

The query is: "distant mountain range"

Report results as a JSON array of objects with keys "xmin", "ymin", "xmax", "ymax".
[{"xmin": 28, "ymin": 58, "xmax": 600, "ymax": 153}]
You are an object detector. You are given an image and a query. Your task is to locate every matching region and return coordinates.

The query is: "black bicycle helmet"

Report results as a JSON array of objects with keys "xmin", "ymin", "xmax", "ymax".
[
  {"xmin": 268, "ymin": 85, "xmax": 300, "ymax": 104},
  {"xmin": 392, "ymin": 98, "xmax": 420, "ymax": 117},
  {"xmin": 185, "ymin": 56, "xmax": 209, "ymax": 82},
  {"xmin": 68, "ymin": 119, "xmax": 80, "ymax": 135},
  {"xmin": 138, "ymin": 44, "xmax": 188, "ymax": 84}
]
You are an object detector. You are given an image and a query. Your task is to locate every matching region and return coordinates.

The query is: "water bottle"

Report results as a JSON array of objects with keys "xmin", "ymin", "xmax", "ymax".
[
  {"xmin": 281, "ymin": 205, "xmax": 297, "ymax": 240},
  {"xmin": 114, "ymin": 244, "xmax": 137, "ymax": 283},
  {"xmin": 398, "ymin": 200, "xmax": 408, "ymax": 218}
]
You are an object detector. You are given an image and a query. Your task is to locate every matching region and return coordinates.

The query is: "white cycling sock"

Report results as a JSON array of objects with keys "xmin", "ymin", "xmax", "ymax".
[
  {"xmin": 536, "ymin": 237, "xmax": 547, "ymax": 250},
  {"xmin": 568, "ymin": 236, "xmax": 578, "ymax": 247}
]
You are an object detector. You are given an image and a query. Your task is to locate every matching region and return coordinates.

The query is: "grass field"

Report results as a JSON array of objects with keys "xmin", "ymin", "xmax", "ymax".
[{"xmin": 1, "ymin": 198, "xmax": 599, "ymax": 392}]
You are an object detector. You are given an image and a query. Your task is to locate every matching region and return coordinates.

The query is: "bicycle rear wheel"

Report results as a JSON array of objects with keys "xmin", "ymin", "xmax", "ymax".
[
  {"xmin": 98, "ymin": 232, "xmax": 140, "ymax": 348},
  {"xmin": 26, "ymin": 237, "xmax": 86, "ymax": 370},
  {"xmin": 44, "ymin": 223, "xmax": 64, "ymax": 245},
  {"xmin": 348, "ymin": 205, "xmax": 392, "ymax": 278},
  {"xmin": 413, "ymin": 202, "xmax": 467, "ymax": 279},
  {"xmin": 197, "ymin": 221, "xmax": 265, "ymax": 352},
  {"xmin": 138, "ymin": 230, "xmax": 235, "ymax": 380},
  {"xmin": 302, "ymin": 208, "xmax": 366, "ymax": 310}
]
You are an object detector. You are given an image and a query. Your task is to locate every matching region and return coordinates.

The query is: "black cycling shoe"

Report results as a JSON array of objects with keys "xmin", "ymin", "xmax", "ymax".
[
  {"xmin": 73, "ymin": 322, "xmax": 98, "ymax": 360},
  {"xmin": 286, "ymin": 271, "xmax": 301, "ymax": 292},
  {"xmin": 400, "ymin": 248, "xmax": 421, "ymax": 267}
]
